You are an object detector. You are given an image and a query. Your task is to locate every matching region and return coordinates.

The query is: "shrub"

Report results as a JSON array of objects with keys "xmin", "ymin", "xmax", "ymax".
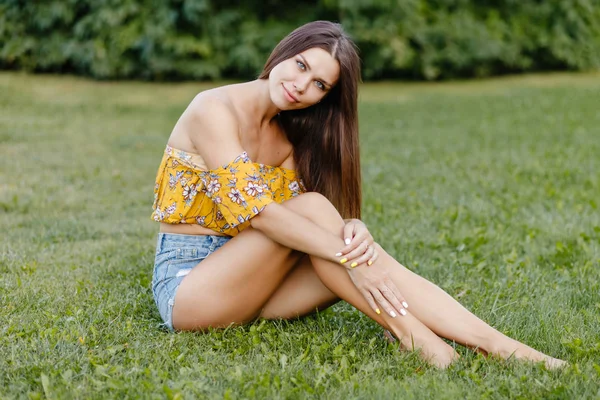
[{"xmin": 1, "ymin": 0, "xmax": 599, "ymax": 80}]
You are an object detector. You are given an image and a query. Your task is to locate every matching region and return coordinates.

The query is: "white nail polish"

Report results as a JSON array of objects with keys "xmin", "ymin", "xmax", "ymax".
[
  {"xmin": 402, "ymin": 301, "xmax": 408, "ymax": 309},
  {"xmin": 400, "ymin": 309, "xmax": 407, "ymax": 316},
  {"xmin": 345, "ymin": 238, "xmax": 351, "ymax": 245},
  {"xmin": 335, "ymin": 252, "xmax": 342, "ymax": 257},
  {"xmin": 390, "ymin": 311, "xmax": 397, "ymax": 318}
]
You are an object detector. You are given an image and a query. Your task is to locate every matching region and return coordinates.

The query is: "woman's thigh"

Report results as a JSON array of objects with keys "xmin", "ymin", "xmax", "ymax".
[
  {"xmin": 259, "ymin": 254, "xmax": 339, "ymax": 320},
  {"xmin": 152, "ymin": 232, "xmax": 231, "ymax": 331},
  {"xmin": 172, "ymin": 225, "xmax": 302, "ymax": 330},
  {"xmin": 171, "ymin": 193, "xmax": 339, "ymax": 331}
]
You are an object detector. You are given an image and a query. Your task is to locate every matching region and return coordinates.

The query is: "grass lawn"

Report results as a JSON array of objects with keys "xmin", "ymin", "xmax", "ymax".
[{"xmin": 1, "ymin": 71, "xmax": 600, "ymax": 399}]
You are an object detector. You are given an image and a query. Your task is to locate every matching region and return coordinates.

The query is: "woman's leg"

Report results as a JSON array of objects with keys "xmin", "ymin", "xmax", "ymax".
[
  {"xmin": 257, "ymin": 230, "xmax": 564, "ymax": 367},
  {"xmin": 174, "ymin": 192, "xmax": 562, "ymax": 367},
  {"xmin": 365, "ymin": 246, "xmax": 565, "ymax": 368},
  {"xmin": 256, "ymin": 230, "xmax": 564, "ymax": 367},
  {"xmin": 258, "ymin": 254, "xmax": 340, "ymax": 320},
  {"xmin": 173, "ymin": 192, "xmax": 456, "ymax": 366},
  {"xmin": 260, "ymin": 243, "xmax": 565, "ymax": 368}
]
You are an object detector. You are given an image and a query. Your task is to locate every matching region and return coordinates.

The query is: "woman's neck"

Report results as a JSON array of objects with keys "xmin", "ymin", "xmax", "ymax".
[{"xmin": 237, "ymin": 79, "xmax": 281, "ymax": 128}]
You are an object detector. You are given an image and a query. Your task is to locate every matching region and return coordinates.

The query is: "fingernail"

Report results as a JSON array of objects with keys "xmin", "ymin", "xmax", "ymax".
[
  {"xmin": 376, "ymin": 308, "xmax": 381, "ymax": 315},
  {"xmin": 335, "ymin": 252, "xmax": 342, "ymax": 257},
  {"xmin": 367, "ymin": 260, "xmax": 373, "ymax": 266},
  {"xmin": 345, "ymin": 238, "xmax": 351, "ymax": 245},
  {"xmin": 402, "ymin": 301, "xmax": 408, "ymax": 308},
  {"xmin": 350, "ymin": 262, "xmax": 358, "ymax": 268},
  {"xmin": 339, "ymin": 258, "xmax": 348, "ymax": 264},
  {"xmin": 390, "ymin": 311, "xmax": 397, "ymax": 318},
  {"xmin": 400, "ymin": 309, "xmax": 407, "ymax": 316}
]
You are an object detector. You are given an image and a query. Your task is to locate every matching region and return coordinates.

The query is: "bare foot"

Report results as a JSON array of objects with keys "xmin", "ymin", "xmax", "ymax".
[
  {"xmin": 544, "ymin": 357, "xmax": 568, "ymax": 370},
  {"xmin": 387, "ymin": 316, "xmax": 459, "ymax": 368},
  {"xmin": 499, "ymin": 339, "xmax": 567, "ymax": 370}
]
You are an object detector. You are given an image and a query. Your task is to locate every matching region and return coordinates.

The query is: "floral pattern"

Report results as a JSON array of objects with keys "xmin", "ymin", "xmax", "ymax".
[{"xmin": 152, "ymin": 146, "xmax": 305, "ymax": 236}]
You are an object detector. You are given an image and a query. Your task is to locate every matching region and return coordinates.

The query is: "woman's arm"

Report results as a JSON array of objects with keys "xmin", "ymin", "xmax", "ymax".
[
  {"xmin": 181, "ymin": 96, "xmax": 344, "ymax": 262},
  {"xmin": 250, "ymin": 200, "xmax": 343, "ymax": 263},
  {"xmin": 181, "ymin": 96, "xmax": 405, "ymax": 315}
]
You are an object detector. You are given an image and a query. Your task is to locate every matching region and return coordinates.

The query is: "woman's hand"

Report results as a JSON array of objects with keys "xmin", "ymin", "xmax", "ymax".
[
  {"xmin": 346, "ymin": 257, "xmax": 408, "ymax": 318},
  {"xmin": 336, "ymin": 219, "xmax": 378, "ymax": 268},
  {"xmin": 336, "ymin": 220, "xmax": 408, "ymax": 317}
]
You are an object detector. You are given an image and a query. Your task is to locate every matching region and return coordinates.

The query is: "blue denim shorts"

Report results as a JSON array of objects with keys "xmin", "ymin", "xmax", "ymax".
[{"xmin": 152, "ymin": 233, "xmax": 231, "ymax": 331}]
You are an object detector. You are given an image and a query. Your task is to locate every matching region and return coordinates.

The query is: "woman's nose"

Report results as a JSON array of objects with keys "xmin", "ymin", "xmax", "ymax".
[{"xmin": 294, "ymin": 76, "xmax": 311, "ymax": 93}]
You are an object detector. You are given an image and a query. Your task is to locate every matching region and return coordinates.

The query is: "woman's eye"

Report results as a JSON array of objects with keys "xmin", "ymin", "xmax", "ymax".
[
  {"xmin": 296, "ymin": 61, "xmax": 306, "ymax": 70},
  {"xmin": 315, "ymin": 81, "xmax": 325, "ymax": 90}
]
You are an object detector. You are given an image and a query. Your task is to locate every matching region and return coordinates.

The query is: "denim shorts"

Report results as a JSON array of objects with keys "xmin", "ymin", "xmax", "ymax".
[{"xmin": 152, "ymin": 232, "xmax": 231, "ymax": 331}]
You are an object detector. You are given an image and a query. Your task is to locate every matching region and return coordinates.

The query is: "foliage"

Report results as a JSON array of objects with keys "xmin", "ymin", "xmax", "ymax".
[
  {"xmin": 1, "ymin": 0, "xmax": 600, "ymax": 80},
  {"xmin": 1, "ymin": 71, "xmax": 600, "ymax": 397}
]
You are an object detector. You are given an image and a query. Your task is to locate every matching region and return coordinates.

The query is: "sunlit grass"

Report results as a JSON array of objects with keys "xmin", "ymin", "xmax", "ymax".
[{"xmin": 1, "ymin": 72, "xmax": 599, "ymax": 399}]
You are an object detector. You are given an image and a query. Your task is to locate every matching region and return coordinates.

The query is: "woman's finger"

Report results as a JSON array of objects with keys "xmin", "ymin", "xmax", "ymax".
[
  {"xmin": 385, "ymin": 277, "xmax": 409, "ymax": 311},
  {"xmin": 380, "ymin": 280, "xmax": 407, "ymax": 316},
  {"xmin": 337, "ymin": 222, "xmax": 359, "ymax": 257},
  {"xmin": 344, "ymin": 240, "xmax": 372, "ymax": 267},
  {"xmin": 360, "ymin": 289, "xmax": 382, "ymax": 316},
  {"xmin": 342, "ymin": 222, "xmax": 356, "ymax": 246},
  {"xmin": 349, "ymin": 244, "xmax": 374, "ymax": 267},
  {"xmin": 367, "ymin": 249, "xmax": 379, "ymax": 267},
  {"xmin": 339, "ymin": 229, "xmax": 367, "ymax": 255},
  {"xmin": 371, "ymin": 289, "xmax": 399, "ymax": 318}
]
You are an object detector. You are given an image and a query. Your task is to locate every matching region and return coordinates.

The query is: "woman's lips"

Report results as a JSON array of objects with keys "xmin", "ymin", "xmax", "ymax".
[{"xmin": 282, "ymin": 84, "xmax": 299, "ymax": 103}]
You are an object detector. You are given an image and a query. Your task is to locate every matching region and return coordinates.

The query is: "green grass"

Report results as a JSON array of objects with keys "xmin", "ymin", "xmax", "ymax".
[{"xmin": 1, "ymin": 71, "xmax": 600, "ymax": 399}]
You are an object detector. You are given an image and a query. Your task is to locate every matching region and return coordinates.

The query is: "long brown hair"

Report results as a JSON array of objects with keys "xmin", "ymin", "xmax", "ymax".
[{"xmin": 258, "ymin": 21, "xmax": 362, "ymax": 219}]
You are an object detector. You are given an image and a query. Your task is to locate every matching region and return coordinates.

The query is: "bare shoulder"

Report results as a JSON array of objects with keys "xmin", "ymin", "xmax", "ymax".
[
  {"xmin": 169, "ymin": 87, "xmax": 245, "ymax": 168},
  {"xmin": 186, "ymin": 89, "xmax": 240, "ymax": 138}
]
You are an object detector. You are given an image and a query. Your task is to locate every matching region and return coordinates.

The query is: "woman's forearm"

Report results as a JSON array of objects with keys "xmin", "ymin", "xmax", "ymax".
[{"xmin": 250, "ymin": 202, "xmax": 344, "ymax": 263}]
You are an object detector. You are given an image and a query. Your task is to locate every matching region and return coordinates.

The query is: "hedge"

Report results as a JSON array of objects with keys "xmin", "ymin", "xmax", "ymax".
[{"xmin": 1, "ymin": 0, "xmax": 599, "ymax": 80}]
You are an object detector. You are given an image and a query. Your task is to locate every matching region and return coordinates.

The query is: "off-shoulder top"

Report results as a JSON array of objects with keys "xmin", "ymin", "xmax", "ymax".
[{"xmin": 152, "ymin": 145, "xmax": 305, "ymax": 236}]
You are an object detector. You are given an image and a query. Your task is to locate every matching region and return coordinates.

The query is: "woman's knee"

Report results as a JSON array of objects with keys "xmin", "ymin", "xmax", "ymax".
[
  {"xmin": 285, "ymin": 192, "xmax": 342, "ymax": 221},
  {"xmin": 289, "ymin": 192, "xmax": 330, "ymax": 207}
]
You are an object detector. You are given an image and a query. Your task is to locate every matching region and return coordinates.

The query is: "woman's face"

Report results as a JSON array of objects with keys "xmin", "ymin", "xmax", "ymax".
[{"xmin": 269, "ymin": 47, "xmax": 340, "ymax": 110}]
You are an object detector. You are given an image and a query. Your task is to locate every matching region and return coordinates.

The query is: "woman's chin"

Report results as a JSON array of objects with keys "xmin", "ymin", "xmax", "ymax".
[
  {"xmin": 269, "ymin": 96, "xmax": 289, "ymax": 112},
  {"xmin": 276, "ymin": 103, "xmax": 295, "ymax": 112}
]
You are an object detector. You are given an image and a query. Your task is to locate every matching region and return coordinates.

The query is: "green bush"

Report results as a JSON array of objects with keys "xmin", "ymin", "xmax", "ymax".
[{"xmin": 1, "ymin": 0, "xmax": 599, "ymax": 80}]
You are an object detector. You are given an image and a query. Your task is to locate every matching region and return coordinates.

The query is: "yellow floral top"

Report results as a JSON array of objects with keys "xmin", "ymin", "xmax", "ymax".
[{"xmin": 152, "ymin": 145, "xmax": 305, "ymax": 236}]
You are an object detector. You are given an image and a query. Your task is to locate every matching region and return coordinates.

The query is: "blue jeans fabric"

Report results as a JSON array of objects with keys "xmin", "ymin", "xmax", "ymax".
[{"xmin": 152, "ymin": 233, "xmax": 231, "ymax": 331}]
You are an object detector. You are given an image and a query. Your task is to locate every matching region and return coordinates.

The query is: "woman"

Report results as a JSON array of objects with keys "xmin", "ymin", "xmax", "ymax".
[{"xmin": 151, "ymin": 21, "xmax": 565, "ymax": 368}]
